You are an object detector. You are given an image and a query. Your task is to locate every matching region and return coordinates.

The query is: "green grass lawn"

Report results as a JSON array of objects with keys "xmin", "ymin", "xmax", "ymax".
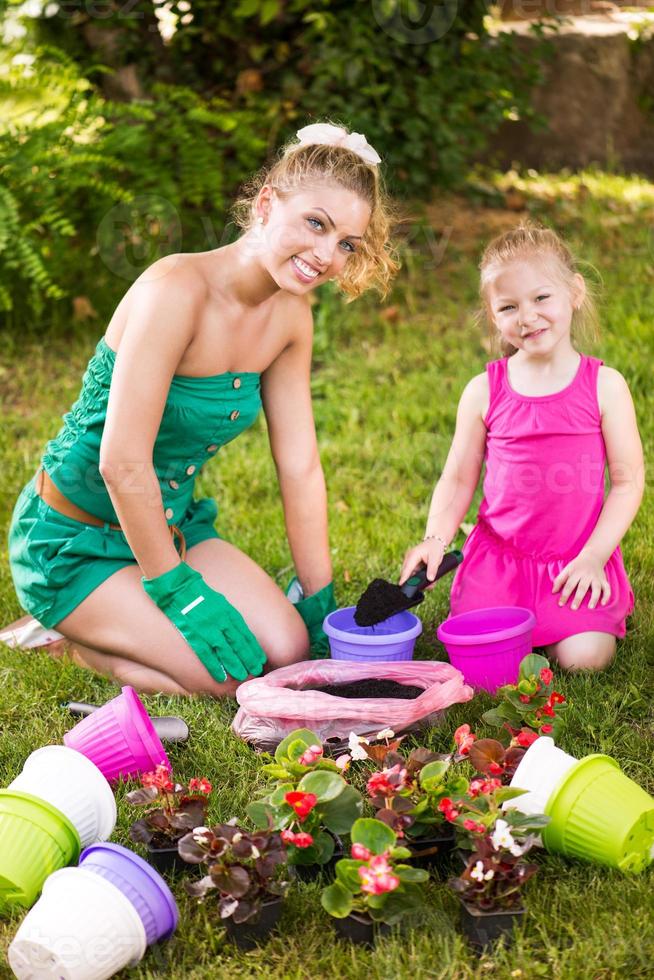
[{"xmin": 1, "ymin": 170, "xmax": 653, "ymax": 978}]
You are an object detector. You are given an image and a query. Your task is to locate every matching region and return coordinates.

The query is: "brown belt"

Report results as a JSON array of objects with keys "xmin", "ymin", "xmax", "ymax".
[{"xmin": 34, "ymin": 467, "xmax": 187, "ymax": 561}]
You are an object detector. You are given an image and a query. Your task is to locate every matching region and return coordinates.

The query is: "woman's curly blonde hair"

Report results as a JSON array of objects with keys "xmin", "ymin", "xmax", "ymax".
[
  {"xmin": 232, "ymin": 124, "xmax": 400, "ymax": 301},
  {"xmin": 477, "ymin": 222, "xmax": 600, "ymax": 356}
]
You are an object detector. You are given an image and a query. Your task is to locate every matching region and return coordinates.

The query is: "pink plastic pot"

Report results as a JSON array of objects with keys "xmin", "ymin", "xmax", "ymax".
[
  {"xmin": 63, "ymin": 686, "xmax": 170, "ymax": 783},
  {"xmin": 436, "ymin": 607, "xmax": 536, "ymax": 693}
]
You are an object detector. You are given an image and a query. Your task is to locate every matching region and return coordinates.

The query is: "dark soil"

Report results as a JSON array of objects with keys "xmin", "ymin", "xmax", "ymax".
[
  {"xmin": 310, "ymin": 679, "xmax": 423, "ymax": 699},
  {"xmin": 353, "ymin": 578, "xmax": 416, "ymax": 626}
]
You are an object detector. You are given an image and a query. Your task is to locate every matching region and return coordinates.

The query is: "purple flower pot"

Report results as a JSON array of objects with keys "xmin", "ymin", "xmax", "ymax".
[
  {"xmin": 437, "ymin": 606, "xmax": 536, "ymax": 693},
  {"xmin": 79, "ymin": 842, "xmax": 178, "ymax": 945},
  {"xmin": 323, "ymin": 606, "xmax": 422, "ymax": 662}
]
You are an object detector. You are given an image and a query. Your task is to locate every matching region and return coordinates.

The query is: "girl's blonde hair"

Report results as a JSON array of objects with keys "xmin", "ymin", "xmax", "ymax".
[
  {"xmin": 232, "ymin": 124, "xmax": 400, "ymax": 300},
  {"xmin": 478, "ymin": 222, "xmax": 600, "ymax": 356}
]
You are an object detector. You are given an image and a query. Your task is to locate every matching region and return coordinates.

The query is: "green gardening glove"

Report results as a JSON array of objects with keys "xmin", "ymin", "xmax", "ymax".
[
  {"xmin": 286, "ymin": 578, "xmax": 337, "ymax": 659},
  {"xmin": 142, "ymin": 561, "xmax": 267, "ymax": 683}
]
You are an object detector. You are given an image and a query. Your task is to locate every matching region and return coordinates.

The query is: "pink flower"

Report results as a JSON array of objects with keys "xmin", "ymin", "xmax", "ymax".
[
  {"xmin": 358, "ymin": 854, "xmax": 400, "ymax": 895},
  {"xmin": 284, "ymin": 791, "xmax": 318, "ymax": 821},
  {"xmin": 141, "ymin": 764, "xmax": 174, "ymax": 793},
  {"xmin": 515, "ymin": 730, "xmax": 539, "ymax": 748},
  {"xmin": 519, "ymin": 694, "xmax": 531, "ymax": 704},
  {"xmin": 351, "ymin": 842, "xmax": 373, "ymax": 861},
  {"xmin": 540, "ymin": 667, "xmax": 554, "ymax": 685},
  {"xmin": 454, "ymin": 724, "xmax": 476, "ymax": 755},
  {"xmin": 188, "ymin": 777, "xmax": 212, "ymax": 795},
  {"xmin": 463, "ymin": 819, "xmax": 486, "ymax": 834},
  {"xmin": 298, "ymin": 744, "xmax": 323, "ymax": 766},
  {"xmin": 366, "ymin": 764, "xmax": 408, "ymax": 799},
  {"xmin": 281, "ymin": 829, "xmax": 314, "ymax": 848},
  {"xmin": 541, "ymin": 724, "xmax": 553, "ymax": 734}
]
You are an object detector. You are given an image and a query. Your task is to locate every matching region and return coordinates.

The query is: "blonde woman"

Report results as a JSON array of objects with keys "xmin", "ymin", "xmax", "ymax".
[{"xmin": 7, "ymin": 123, "xmax": 399, "ymax": 696}]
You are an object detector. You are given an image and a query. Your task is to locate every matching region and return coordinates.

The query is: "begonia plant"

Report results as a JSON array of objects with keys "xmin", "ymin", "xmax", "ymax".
[
  {"xmin": 321, "ymin": 818, "xmax": 429, "ymax": 925},
  {"xmin": 482, "ymin": 653, "xmax": 568, "ymax": 741},
  {"xmin": 248, "ymin": 728, "xmax": 363, "ymax": 868},
  {"xmin": 449, "ymin": 819, "xmax": 540, "ymax": 912},
  {"xmin": 127, "ymin": 764, "xmax": 212, "ymax": 849},
  {"xmin": 179, "ymin": 820, "xmax": 290, "ymax": 924}
]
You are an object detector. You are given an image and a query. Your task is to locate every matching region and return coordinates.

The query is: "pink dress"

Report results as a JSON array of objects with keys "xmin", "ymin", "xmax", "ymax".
[{"xmin": 449, "ymin": 354, "xmax": 634, "ymax": 646}]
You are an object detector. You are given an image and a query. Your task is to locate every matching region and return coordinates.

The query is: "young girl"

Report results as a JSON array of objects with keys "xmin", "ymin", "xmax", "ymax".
[
  {"xmin": 400, "ymin": 224, "xmax": 643, "ymax": 671},
  {"xmin": 6, "ymin": 122, "xmax": 398, "ymax": 695}
]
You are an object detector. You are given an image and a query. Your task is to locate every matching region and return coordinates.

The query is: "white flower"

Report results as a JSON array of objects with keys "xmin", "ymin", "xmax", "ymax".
[
  {"xmin": 470, "ymin": 860, "xmax": 495, "ymax": 882},
  {"xmin": 490, "ymin": 819, "xmax": 526, "ymax": 856},
  {"xmin": 376, "ymin": 727, "xmax": 395, "ymax": 740},
  {"xmin": 348, "ymin": 732, "xmax": 369, "ymax": 760},
  {"xmin": 192, "ymin": 826, "xmax": 211, "ymax": 843}
]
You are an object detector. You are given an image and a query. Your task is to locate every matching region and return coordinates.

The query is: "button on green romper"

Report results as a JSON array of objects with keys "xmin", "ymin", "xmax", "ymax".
[{"xmin": 7, "ymin": 336, "xmax": 262, "ymax": 630}]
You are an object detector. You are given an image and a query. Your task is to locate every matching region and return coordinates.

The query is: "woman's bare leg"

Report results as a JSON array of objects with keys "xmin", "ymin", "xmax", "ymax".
[
  {"xmin": 53, "ymin": 538, "xmax": 309, "ymax": 695},
  {"xmin": 546, "ymin": 631, "xmax": 616, "ymax": 671}
]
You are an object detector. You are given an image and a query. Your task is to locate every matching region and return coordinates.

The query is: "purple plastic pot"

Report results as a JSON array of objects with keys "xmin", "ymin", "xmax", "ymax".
[
  {"xmin": 79, "ymin": 842, "xmax": 178, "ymax": 945},
  {"xmin": 436, "ymin": 606, "xmax": 536, "ymax": 693},
  {"xmin": 63, "ymin": 685, "xmax": 170, "ymax": 783},
  {"xmin": 323, "ymin": 606, "xmax": 422, "ymax": 662}
]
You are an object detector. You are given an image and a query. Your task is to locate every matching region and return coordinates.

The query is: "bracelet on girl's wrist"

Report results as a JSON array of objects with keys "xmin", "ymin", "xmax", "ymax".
[{"xmin": 423, "ymin": 533, "xmax": 449, "ymax": 548}]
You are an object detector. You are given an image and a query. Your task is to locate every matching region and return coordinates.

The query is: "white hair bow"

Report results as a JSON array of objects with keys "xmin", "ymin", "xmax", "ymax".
[{"xmin": 295, "ymin": 123, "xmax": 381, "ymax": 166}]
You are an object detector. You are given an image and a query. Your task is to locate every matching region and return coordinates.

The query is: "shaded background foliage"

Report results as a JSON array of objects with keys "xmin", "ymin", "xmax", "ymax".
[{"xmin": 0, "ymin": 0, "xmax": 547, "ymax": 328}]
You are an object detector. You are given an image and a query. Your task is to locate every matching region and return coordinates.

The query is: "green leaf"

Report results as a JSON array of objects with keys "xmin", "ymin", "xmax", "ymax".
[
  {"xmin": 480, "ymin": 707, "xmax": 507, "ymax": 728},
  {"xmin": 493, "ymin": 787, "xmax": 527, "ymax": 804},
  {"xmin": 335, "ymin": 858, "xmax": 364, "ymax": 891},
  {"xmin": 261, "ymin": 764, "xmax": 291, "ymax": 780},
  {"xmin": 418, "ymin": 760, "xmax": 449, "ymax": 791},
  {"xmin": 321, "ymin": 881, "xmax": 353, "ymax": 918},
  {"xmin": 269, "ymin": 783, "xmax": 294, "ymax": 806},
  {"xmin": 287, "ymin": 738, "xmax": 314, "ymax": 763},
  {"xmin": 246, "ymin": 801, "xmax": 274, "ymax": 828},
  {"xmin": 351, "ymin": 818, "xmax": 396, "ymax": 855},
  {"xmin": 298, "ymin": 770, "xmax": 345, "ymax": 803},
  {"xmin": 274, "ymin": 729, "xmax": 321, "ymax": 763},
  {"xmin": 394, "ymin": 865, "xmax": 430, "ymax": 883},
  {"xmin": 320, "ymin": 784, "xmax": 363, "ymax": 834},
  {"xmin": 519, "ymin": 653, "xmax": 551, "ymax": 682}
]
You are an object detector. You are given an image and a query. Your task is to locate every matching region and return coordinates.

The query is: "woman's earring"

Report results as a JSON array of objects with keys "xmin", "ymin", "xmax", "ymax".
[{"xmin": 256, "ymin": 216, "xmax": 264, "ymax": 226}]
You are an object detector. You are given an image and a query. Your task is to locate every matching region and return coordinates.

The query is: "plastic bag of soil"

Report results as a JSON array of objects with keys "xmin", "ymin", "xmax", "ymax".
[{"xmin": 232, "ymin": 660, "xmax": 474, "ymax": 753}]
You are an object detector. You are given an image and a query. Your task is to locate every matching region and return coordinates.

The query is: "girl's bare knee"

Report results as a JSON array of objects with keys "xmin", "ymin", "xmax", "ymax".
[
  {"xmin": 548, "ymin": 632, "xmax": 616, "ymax": 672},
  {"xmin": 263, "ymin": 607, "xmax": 309, "ymax": 669}
]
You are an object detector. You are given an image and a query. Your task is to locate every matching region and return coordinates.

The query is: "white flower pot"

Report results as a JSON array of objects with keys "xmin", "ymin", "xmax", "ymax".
[
  {"xmin": 506, "ymin": 736, "xmax": 578, "ymax": 816},
  {"xmin": 8, "ymin": 867, "xmax": 147, "ymax": 980},
  {"xmin": 9, "ymin": 746, "xmax": 116, "ymax": 848}
]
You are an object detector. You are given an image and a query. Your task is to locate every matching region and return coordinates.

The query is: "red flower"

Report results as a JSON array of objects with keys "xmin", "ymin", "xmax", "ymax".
[
  {"xmin": 519, "ymin": 694, "xmax": 531, "ymax": 704},
  {"xmin": 542, "ymin": 703, "xmax": 556, "ymax": 718},
  {"xmin": 188, "ymin": 777, "xmax": 212, "ymax": 795},
  {"xmin": 516, "ymin": 730, "xmax": 539, "ymax": 748},
  {"xmin": 351, "ymin": 843, "xmax": 373, "ymax": 861},
  {"xmin": 540, "ymin": 667, "xmax": 554, "ymax": 685},
  {"xmin": 469, "ymin": 777, "xmax": 502, "ymax": 798},
  {"xmin": 488, "ymin": 761, "xmax": 504, "ymax": 775},
  {"xmin": 438, "ymin": 797, "xmax": 460, "ymax": 822},
  {"xmin": 454, "ymin": 724, "xmax": 476, "ymax": 755},
  {"xmin": 541, "ymin": 724, "xmax": 553, "ymax": 734},
  {"xmin": 284, "ymin": 791, "xmax": 318, "ymax": 821},
  {"xmin": 549, "ymin": 691, "xmax": 566, "ymax": 705}
]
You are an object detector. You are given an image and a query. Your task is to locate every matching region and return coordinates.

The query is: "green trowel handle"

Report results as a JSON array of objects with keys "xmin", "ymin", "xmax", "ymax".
[{"xmin": 401, "ymin": 550, "xmax": 464, "ymax": 598}]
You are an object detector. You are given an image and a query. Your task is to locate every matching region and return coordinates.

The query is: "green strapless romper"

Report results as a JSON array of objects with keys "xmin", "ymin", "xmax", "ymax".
[{"xmin": 7, "ymin": 336, "xmax": 262, "ymax": 630}]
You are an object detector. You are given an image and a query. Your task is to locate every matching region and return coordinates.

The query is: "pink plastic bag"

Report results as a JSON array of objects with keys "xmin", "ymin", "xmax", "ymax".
[{"xmin": 232, "ymin": 660, "xmax": 474, "ymax": 751}]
